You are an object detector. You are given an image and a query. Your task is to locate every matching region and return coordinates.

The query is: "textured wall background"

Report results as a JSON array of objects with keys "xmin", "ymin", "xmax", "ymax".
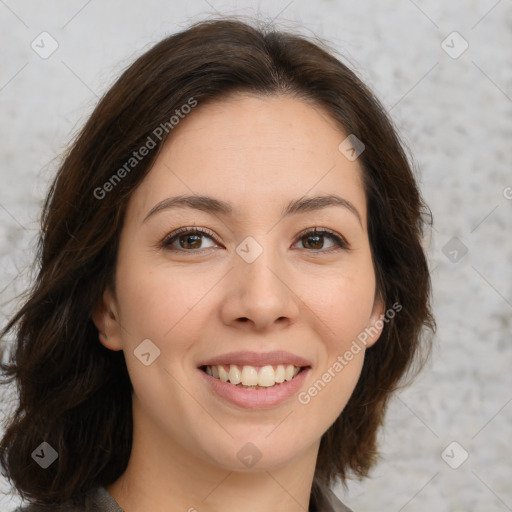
[{"xmin": 1, "ymin": 1, "xmax": 511, "ymax": 510}]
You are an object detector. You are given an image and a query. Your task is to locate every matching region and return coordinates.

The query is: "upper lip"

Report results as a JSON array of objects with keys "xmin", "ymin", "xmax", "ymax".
[{"xmin": 197, "ymin": 350, "xmax": 312, "ymax": 368}]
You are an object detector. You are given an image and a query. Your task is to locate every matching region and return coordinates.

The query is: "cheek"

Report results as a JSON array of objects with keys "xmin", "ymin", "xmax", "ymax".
[
  {"xmin": 298, "ymin": 275, "xmax": 372, "ymax": 426},
  {"xmin": 309, "ymin": 263, "xmax": 377, "ymax": 345},
  {"xmin": 299, "ymin": 260, "xmax": 375, "ymax": 407},
  {"xmin": 114, "ymin": 254, "xmax": 209, "ymax": 342},
  {"xmin": 113, "ymin": 260, "xmax": 207, "ymax": 416},
  {"xmin": 113, "ymin": 253, "xmax": 220, "ymax": 399}
]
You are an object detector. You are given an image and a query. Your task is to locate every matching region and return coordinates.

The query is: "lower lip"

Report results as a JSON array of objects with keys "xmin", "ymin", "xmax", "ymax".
[{"xmin": 198, "ymin": 367, "xmax": 311, "ymax": 410}]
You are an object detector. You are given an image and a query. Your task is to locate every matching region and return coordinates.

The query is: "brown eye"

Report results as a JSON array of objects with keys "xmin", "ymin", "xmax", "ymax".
[
  {"xmin": 161, "ymin": 228, "xmax": 218, "ymax": 251},
  {"xmin": 175, "ymin": 233, "xmax": 203, "ymax": 250},
  {"xmin": 302, "ymin": 234, "xmax": 324, "ymax": 250},
  {"xmin": 294, "ymin": 229, "xmax": 348, "ymax": 251}
]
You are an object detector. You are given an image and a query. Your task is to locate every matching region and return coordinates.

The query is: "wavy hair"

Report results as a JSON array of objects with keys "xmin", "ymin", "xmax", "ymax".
[{"xmin": 0, "ymin": 17, "xmax": 435, "ymax": 507}]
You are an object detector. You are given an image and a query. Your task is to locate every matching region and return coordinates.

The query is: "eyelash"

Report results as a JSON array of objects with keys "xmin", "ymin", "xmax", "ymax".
[{"xmin": 160, "ymin": 226, "xmax": 349, "ymax": 253}]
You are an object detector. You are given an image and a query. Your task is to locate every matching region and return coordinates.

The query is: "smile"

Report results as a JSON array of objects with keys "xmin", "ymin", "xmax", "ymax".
[{"xmin": 201, "ymin": 364, "xmax": 303, "ymax": 388}]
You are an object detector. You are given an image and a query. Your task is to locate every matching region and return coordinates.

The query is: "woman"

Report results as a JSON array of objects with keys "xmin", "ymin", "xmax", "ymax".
[{"xmin": 1, "ymin": 17, "xmax": 435, "ymax": 512}]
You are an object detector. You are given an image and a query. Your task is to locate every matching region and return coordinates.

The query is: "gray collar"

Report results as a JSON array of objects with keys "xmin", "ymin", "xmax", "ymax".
[
  {"xmin": 95, "ymin": 485, "xmax": 353, "ymax": 512},
  {"xmin": 13, "ymin": 483, "xmax": 353, "ymax": 512}
]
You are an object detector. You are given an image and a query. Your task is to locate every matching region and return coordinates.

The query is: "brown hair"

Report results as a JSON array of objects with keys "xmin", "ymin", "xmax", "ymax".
[{"xmin": 0, "ymin": 16, "xmax": 435, "ymax": 507}]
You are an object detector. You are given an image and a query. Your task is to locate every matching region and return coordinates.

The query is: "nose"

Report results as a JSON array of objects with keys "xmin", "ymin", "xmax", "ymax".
[{"xmin": 219, "ymin": 244, "xmax": 300, "ymax": 332}]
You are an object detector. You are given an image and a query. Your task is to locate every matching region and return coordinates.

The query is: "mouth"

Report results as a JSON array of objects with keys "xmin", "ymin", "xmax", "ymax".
[{"xmin": 199, "ymin": 364, "xmax": 309, "ymax": 389}]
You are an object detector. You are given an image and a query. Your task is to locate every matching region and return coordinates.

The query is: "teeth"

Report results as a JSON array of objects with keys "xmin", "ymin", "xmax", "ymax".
[
  {"xmin": 218, "ymin": 365, "xmax": 229, "ymax": 383},
  {"xmin": 258, "ymin": 365, "xmax": 275, "ymax": 387},
  {"xmin": 274, "ymin": 365, "xmax": 285, "ymax": 383},
  {"xmin": 228, "ymin": 365, "xmax": 241, "ymax": 384},
  {"xmin": 205, "ymin": 364, "xmax": 302, "ymax": 387},
  {"xmin": 241, "ymin": 366, "xmax": 258, "ymax": 386},
  {"xmin": 284, "ymin": 364, "xmax": 296, "ymax": 381}
]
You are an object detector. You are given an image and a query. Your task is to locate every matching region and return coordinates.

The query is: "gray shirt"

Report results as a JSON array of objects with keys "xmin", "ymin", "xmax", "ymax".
[{"xmin": 13, "ymin": 482, "xmax": 353, "ymax": 512}]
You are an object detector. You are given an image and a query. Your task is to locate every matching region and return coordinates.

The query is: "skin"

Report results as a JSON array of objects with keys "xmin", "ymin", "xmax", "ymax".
[{"xmin": 93, "ymin": 93, "xmax": 385, "ymax": 512}]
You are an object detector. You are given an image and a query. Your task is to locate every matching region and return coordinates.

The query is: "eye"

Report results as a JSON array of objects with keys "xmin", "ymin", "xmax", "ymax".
[
  {"xmin": 160, "ymin": 227, "xmax": 348, "ymax": 253},
  {"xmin": 292, "ymin": 228, "xmax": 348, "ymax": 252},
  {"xmin": 161, "ymin": 227, "xmax": 220, "ymax": 251}
]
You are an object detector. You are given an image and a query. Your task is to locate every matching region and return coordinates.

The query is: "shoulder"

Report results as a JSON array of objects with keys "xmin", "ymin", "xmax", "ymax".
[
  {"xmin": 314, "ymin": 480, "xmax": 354, "ymax": 512},
  {"xmin": 10, "ymin": 504, "xmax": 81, "ymax": 512},
  {"xmin": 323, "ymin": 487, "xmax": 354, "ymax": 512},
  {"xmin": 9, "ymin": 486, "xmax": 122, "ymax": 512}
]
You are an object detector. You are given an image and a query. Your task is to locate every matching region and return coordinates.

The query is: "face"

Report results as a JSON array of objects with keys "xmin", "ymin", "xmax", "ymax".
[{"xmin": 94, "ymin": 93, "xmax": 384, "ymax": 473}]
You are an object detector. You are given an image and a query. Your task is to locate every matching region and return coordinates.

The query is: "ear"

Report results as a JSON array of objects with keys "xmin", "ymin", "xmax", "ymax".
[
  {"xmin": 364, "ymin": 289, "xmax": 386, "ymax": 349},
  {"xmin": 92, "ymin": 286, "xmax": 123, "ymax": 351}
]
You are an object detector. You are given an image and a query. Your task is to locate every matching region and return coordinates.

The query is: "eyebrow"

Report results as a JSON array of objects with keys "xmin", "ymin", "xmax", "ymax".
[{"xmin": 143, "ymin": 193, "xmax": 363, "ymax": 227}]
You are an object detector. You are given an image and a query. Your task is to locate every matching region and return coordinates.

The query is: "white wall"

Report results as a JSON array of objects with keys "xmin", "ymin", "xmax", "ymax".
[{"xmin": 1, "ymin": 1, "xmax": 511, "ymax": 510}]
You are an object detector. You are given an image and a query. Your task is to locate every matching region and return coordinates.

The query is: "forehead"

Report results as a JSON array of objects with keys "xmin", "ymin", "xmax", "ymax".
[{"xmin": 129, "ymin": 93, "xmax": 367, "ymax": 225}]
